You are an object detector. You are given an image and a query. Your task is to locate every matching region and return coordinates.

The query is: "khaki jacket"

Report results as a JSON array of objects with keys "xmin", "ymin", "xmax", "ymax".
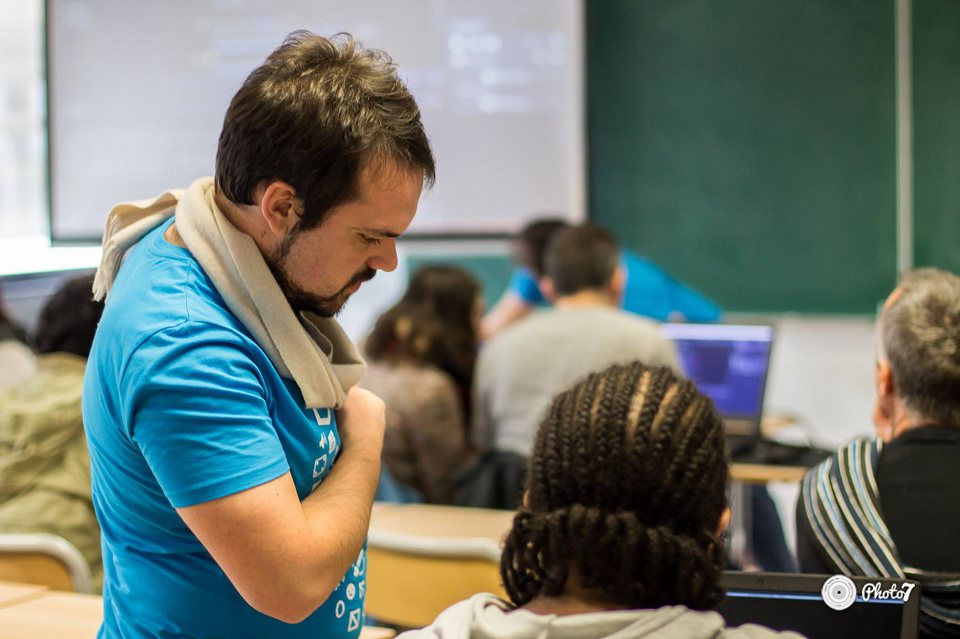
[{"xmin": 0, "ymin": 353, "xmax": 101, "ymax": 591}]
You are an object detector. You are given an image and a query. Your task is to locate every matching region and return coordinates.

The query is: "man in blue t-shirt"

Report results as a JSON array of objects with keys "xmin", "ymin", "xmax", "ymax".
[
  {"xmin": 482, "ymin": 219, "xmax": 721, "ymax": 338},
  {"xmin": 83, "ymin": 33, "xmax": 435, "ymax": 638}
]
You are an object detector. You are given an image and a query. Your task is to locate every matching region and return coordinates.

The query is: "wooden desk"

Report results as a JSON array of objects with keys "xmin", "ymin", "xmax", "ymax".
[
  {"xmin": 370, "ymin": 503, "xmax": 515, "ymax": 542},
  {"xmin": 366, "ymin": 504, "xmax": 515, "ymax": 628},
  {"xmin": 727, "ymin": 462, "xmax": 809, "ymax": 570},
  {"xmin": 0, "ymin": 581, "xmax": 48, "ymax": 608},
  {"xmin": 0, "ymin": 587, "xmax": 395, "ymax": 639},
  {"xmin": 0, "ymin": 591, "xmax": 100, "ymax": 639},
  {"xmin": 730, "ymin": 463, "xmax": 808, "ymax": 484}
]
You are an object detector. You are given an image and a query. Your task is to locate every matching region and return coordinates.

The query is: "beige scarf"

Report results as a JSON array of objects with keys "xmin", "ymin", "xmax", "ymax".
[{"xmin": 92, "ymin": 177, "xmax": 365, "ymax": 409}]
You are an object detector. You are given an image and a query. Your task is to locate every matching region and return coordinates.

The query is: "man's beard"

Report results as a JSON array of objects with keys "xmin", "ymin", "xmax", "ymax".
[{"xmin": 265, "ymin": 234, "xmax": 376, "ymax": 317}]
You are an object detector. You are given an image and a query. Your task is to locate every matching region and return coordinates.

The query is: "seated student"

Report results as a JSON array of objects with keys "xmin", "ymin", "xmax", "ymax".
[
  {"xmin": 481, "ymin": 218, "xmax": 720, "ymax": 338},
  {"xmin": 0, "ymin": 273, "xmax": 105, "ymax": 590},
  {"xmin": 0, "ymin": 284, "xmax": 35, "ymax": 391},
  {"xmin": 362, "ymin": 265, "xmax": 482, "ymax": 504},
  {"xmin": 796, "ymin": 268, "xmax": 960, "ymax": 638},
  {"xmin": 473, "ymin": 224, "xmax": 679, "ymax": 467},
  {"xmin": 398, "ymin": 362, "xmax": 804, "ymax": 639}
]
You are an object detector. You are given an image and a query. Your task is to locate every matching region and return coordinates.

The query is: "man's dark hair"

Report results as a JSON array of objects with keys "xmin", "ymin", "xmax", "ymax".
[
  {"xmin": 542, "ymin": 224, "xmax": 619, "ymax": 296},
  {"xmin": 30, "ymin": 273, "xmax": 104, "ymax": 358},
  {"xmin": 880, "ymin": 267, "xmax": 960, "ymax": 426},
  {"xmin": 216, "ymin": 31, "xmax": 435, "ymax": 232},
  {"xmin": 500, "ymin": 361, "xmax": 729, "ymax": 611},
  {"xmin": 514, "ymin": 218, "xmax": 570, "ymax": 277}
]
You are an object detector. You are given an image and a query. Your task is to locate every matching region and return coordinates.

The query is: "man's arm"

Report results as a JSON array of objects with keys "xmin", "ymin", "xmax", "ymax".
[
  {"xmin": 481, "ymin": 267, "xmax": 546, "ymax": 340},
  {"xmin": 177, "ymin": 387, "xmax": 384, "ymax": 624},
  {"xmin": 480, "ymin": 291, "xmax": 532, "ymax": 340},
  {"xmin": 794, "ymin": 492, "xmax": 839, "ymax": 575}
]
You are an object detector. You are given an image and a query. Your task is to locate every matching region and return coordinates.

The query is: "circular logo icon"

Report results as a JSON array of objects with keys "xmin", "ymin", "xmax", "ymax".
[{"xmin": 822, "ymin": 575, "xmax": 857, "ymax": 610}]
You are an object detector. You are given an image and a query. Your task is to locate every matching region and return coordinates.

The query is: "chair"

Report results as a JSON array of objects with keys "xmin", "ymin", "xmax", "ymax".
[
  {"xmin": 365, "ymin": 524, "xmax": 507, "ymax": 628},
  {"xmin": 0, "ymin": 533, "xmax": 93, "ymax": 593}
]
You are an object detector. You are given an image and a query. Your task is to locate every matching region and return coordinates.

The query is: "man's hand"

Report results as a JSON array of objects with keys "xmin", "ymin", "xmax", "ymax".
[
  {"xmin": 336, "ymin": 386, "xmax": 386, "ymax": 455},
  {"xmin": 177, "ymin": 386, "xmax": 387, "ymax": 624}
]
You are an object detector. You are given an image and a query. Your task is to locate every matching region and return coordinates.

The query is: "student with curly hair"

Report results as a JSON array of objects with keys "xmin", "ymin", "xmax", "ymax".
[
  {"xmin": 362, "ymin": 265, "xmax": 482, "ymax": 503},
  {"xmin": 399, "ymin": 362, "xmax": 803, "ymax": 639}
]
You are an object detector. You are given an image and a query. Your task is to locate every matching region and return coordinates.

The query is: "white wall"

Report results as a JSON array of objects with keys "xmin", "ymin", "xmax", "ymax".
[{"xmin": 747, "ymin": 315, "xmax": 877, "ymax": 556}]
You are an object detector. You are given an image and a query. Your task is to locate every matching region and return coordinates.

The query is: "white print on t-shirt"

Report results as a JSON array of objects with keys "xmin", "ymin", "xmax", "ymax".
[
  {"xmin": 313, "ymin": 408, "xmax": 332, "ymax": 426},
  {"xmin": 312, "ymin": 455, "xmax": 328, "ymax": 479},
  {"xmin": 348, "ymin": 608, "xmax": 361, "ymax": 632},
  {"xmin": 332, "ymin": 549, "xmax": 366, "ymax": 633},
  {"xmin": 309, "ymin": 408, "xmax": 338, "ymax": 492},
  {"xmin": 326, "ymin": 431, "xmax": 338, "ymax": 457}
]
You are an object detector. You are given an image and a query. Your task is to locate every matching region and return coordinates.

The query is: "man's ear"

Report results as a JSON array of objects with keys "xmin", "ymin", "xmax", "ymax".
[
  {"xmin": 609, "ymin": 265, "xmax": 626, "ymax": 303},
  {"xmin": 873, "ymin": 359, "xmax": 896, "ymax": 441},
  {"xmin": 540, "ymin": 277, "xmax": 557, "ymax": 304},
  {"xmin": 258, "ymin": 180, "xmax": 301, "ymax": 236},
  {"xmin": 877, "ymin": 359, "xmax": 895, "ymax": 398}
]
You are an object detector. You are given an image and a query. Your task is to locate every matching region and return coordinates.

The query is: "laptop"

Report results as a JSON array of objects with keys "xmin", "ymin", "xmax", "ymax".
[
  {"xmin": 659, "ymin": 323, "xmax": 774, "ymax": 457},
  {"xmin": 718, "ymin": 572, "xmax": 920, "ymax": 639}
]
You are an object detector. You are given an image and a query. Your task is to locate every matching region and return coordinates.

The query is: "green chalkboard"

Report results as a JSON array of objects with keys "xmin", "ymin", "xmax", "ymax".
[
  {"xmin": 588, "ymin": 0, "xmax": 898, "ymax": 313},
  {"xmin": 913, "ymin": 0, "xmax": 960, "ymax": 274}
]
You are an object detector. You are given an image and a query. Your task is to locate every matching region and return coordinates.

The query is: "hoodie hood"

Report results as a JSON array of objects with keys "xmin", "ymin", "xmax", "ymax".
[{"xmin": 396, "ymin": 593, "xmax": 806, "ymax": 639}]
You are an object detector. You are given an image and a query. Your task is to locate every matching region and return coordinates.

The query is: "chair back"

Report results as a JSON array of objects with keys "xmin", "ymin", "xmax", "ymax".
[
  {"xmin": 0, "ymin": 533, "xmax": 93, "ymax": 593},
  {"xmin": 365, "ymin": 504, "xmax": 513, "ymax": 628}
]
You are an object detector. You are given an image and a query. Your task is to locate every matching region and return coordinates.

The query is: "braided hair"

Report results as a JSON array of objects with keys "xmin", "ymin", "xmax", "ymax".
[{"xmin": 500, "ymin": 361, "xmax": 729, "ymax": 611}]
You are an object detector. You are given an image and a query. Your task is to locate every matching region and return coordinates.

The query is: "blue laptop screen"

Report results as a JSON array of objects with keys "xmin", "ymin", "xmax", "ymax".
[{"xmin": 659, "ymin": 324, "xmax": 773, "ymax": 419}]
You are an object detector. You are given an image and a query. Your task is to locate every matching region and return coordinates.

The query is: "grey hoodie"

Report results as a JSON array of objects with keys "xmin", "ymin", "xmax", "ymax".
[{"xmin": 395, "ymin": 593, "xmax": 807, "ymax": 639}]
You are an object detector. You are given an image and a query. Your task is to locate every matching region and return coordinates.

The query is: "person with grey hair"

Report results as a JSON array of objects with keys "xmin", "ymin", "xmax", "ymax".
[
  {"xmin": 796, "ymin": 267, "xmax": 960, "ymax": 638},
  {"xmin": 84, "ymin": 31, "xmax": 434, "ymax": 638}
]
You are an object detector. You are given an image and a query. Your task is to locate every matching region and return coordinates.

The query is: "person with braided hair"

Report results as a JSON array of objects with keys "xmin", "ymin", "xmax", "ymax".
[{"xmin": 398, "ymin": 362, "xmax": 804, "ymax": 639}]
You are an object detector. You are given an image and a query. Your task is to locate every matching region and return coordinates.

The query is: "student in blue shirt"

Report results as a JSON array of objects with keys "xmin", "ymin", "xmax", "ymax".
[{"xmin": 482, "ymin": 219, "xmax": 721, "ymax": 338}]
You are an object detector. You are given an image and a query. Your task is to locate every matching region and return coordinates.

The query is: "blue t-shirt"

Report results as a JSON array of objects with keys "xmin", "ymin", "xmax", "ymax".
[
  {"xmin": 509, "ymin": 249, "xmax": 721, "ymax": 322},
  {"xmin": 83, "ymin": 220, "xmax": 367, "ymax": 638}
]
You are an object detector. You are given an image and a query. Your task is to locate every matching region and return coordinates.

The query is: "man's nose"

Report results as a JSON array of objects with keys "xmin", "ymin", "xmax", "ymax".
[{"xmin": 368, "ymin": 240, "xmax": 398, "ymax": 272}]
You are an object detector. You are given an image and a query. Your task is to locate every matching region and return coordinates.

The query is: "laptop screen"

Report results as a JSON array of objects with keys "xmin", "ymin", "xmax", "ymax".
[
  {"xmin": 659, "ymin": 324, "xmax": 774, "ymax": 422},
  {"xmin": 718, "ymin": 572, "xmax": 920, "ymax": 639}
]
